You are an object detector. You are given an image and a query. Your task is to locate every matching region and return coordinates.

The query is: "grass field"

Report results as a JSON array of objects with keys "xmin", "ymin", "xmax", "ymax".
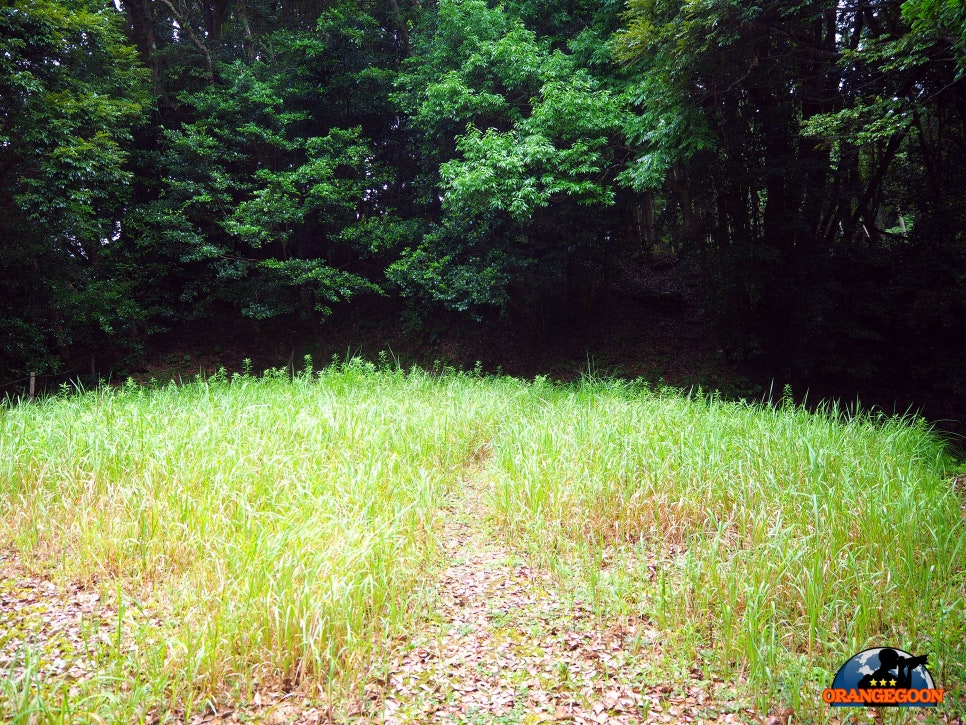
[{"xmin": 1, "ymin": 359, "xmax": 963, "ymax": 722}]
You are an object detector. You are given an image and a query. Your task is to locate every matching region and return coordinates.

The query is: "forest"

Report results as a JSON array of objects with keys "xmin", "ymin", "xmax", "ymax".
[
  {"xmin": 2, "ymin": 0, "xmax": 966, "ymax": 424},
  {"xmin": 3, "ymin": 3, "xmax": 966, "ymax": 721}
]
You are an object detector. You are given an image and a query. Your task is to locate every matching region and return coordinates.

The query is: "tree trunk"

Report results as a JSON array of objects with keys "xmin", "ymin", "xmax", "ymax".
[
  {"xmin": 122, "ymin": 0, "xmax": 160, "ymax": 89},
  {"xmin": 205, "ymin": 0, "xmax": 231, "ymax": 42},
  {"xmin": 236, "ymin": 0, "xmax": 256, "ymax": 64}
]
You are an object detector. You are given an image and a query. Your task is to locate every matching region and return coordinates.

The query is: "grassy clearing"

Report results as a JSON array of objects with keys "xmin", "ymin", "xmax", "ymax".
[{"xmin": 1, "ymin": 363, "xmax": 963, "ymax": 722}]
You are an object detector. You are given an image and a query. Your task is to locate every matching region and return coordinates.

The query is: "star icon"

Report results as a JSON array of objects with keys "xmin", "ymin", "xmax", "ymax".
[
  {"xmin": 869, "ymin": 679, "xmax": 878, "ymax": 686},
  {"xmin": 889, "ymin": 679, "xmax": 897, "ymax": 686}
]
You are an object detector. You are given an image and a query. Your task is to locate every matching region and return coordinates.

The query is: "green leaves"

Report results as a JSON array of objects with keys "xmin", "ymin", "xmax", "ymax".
[
  {"xmin": 802, "ymin": 97, "xmax": 914, "ymax": 146},
  {"xmin": 251, "ymin": 260, "xmax": 381, "ymax": 318},
  {"xmin": 0, "ymin": 0, "xmax": 150, "ymax": 376},
  {"xmin": 393, "ymin": 0, "xmax": 630, "ymax": 312},
  {"xmin": 903, "ymin": 0, "xmax": 966, "ymax": 72},
  {"xmin": 1, "ymin": 1, "xmax": 148, "ymax": 230},
  {"xmin": 442, "ymin": 126, "xmax": 613, "ymax": 221},
  {"xmin": 150, "ymin": 28, "xmax": 402, "ymax": 321},
  {"xmin": 387, "ymin": 233, "xmax": 518, "ymax": 315},
  {"xmin": 222, "ymin": 126, "xmax": 383, "ymax": 254}
]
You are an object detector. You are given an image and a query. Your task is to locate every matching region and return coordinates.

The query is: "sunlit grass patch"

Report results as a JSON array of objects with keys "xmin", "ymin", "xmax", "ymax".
[
  {"xmin": 1, "ymin": 365, "xmax": 963, "ymax": 722},
  {"xmin": 0, "ymin": 360, "xmax": 518, "ymax": 721}
]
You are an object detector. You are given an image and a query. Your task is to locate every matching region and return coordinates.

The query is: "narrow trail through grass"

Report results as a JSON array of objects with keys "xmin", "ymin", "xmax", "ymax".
[{"xmin": 360, "ymin": 457, "xmax": 760, "ymax": 724}]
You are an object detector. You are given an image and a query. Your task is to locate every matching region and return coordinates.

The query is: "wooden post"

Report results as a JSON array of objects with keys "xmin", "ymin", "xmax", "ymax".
[{"xmin": 29, "ymin": 372, "xmax": 35, "ymax": 401}]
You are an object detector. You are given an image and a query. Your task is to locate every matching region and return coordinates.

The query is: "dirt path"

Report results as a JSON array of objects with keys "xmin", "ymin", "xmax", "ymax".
[
  {"xmin": 0, "ymin": 469, "xmax": 761, "ymax": 724},
  {"xmin": 359, "ymin": 469, "xmax": 756, "ymax": 725}
]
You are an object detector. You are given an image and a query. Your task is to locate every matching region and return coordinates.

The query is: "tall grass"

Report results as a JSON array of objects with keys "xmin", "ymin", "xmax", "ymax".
[
  {"xmin": 489, "ymin": 378, "xmax": 965, "ymax": 716},
  {"xmin": 0, "ymin": 360, "xmax": 519, "ymax": 720},
  {"xmin": 1, "ymin": 364, "xmax": 963, "ymax": 722}
]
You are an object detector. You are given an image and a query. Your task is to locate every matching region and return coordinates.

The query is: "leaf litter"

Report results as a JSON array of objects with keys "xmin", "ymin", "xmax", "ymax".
[
  {"xmin": 0, "ymin": 548, "xmax": 153, "ymax": 706},
  {"xmin": 358, "ymin": 469, "xmax": 759, "ymax": 725}
]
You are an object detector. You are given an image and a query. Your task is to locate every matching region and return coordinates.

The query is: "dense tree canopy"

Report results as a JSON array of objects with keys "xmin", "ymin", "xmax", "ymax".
[
  {"xmin": 614, "ymin": 0, "xmax": 966, "ymax": 393},
  {"xmin": 1, "ymin": 0, "xmax": 964, "ymax": 415},
  {"xmin": 389, "ymin": 0, "xmax": 631, "ymax": 318},
  {"xmin": 1, "ymin": 0, "xmax": 148, "ymax": 377}
]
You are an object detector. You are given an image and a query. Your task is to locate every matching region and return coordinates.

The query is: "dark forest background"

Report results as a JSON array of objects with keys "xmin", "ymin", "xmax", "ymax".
[{"xmin": 2, "ymin": 0, "xmax": 965, "ymax": 435}]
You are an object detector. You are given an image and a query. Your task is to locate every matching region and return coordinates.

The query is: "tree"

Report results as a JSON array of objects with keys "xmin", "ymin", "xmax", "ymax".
[
  {"xmin": 0, "ymin": 0, "xmax": 149, "ymax": 379},
  {"xmin": 390, "ymin": 0, "xmax": 633, "ymax": 322},
  {"xmin": 118, "ymin": 0, "xmax": 416, "ymax": 333},
  {"xmin": 612, "ymin": 0, "xmax": 966, "ymax": 396}
]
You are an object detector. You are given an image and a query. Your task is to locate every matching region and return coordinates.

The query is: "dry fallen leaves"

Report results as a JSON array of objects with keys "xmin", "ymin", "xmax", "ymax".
[
  {"xmin": 0, "ymin": 550, "xmax": 138, "ymax": 687},
  {"xmin": 357, "ymin": 472, "xmax": 759, "ymax": 725}
]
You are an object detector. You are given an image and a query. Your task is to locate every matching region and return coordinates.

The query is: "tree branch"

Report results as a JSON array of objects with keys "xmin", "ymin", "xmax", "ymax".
[{"xmin": 158, "ymin": 0, "xmax": 214, "ymax": 85}]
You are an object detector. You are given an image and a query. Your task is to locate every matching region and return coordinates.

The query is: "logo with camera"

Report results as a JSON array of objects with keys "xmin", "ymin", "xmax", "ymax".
[{"xmin": 823, "ymin": 647, "xmax": 943, "ymax": 707}]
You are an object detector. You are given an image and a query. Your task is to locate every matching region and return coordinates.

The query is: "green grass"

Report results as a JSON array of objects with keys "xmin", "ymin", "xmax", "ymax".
[
  {"xmin": 0, "ymin": 360, "xmax": 521, "ymax": 721},
  {"xmin": 488, "ymin": 379, "xmax": 966, "ymax": 717},
  {"xmin": 1, "ymin": 361, "xmax": 963, "ymax": 722}
]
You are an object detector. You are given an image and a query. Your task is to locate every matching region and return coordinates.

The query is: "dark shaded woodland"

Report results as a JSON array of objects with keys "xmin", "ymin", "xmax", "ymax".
[{"xmin": 2, "ymin": 0, "xmax": 965, "ymax": 432}]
